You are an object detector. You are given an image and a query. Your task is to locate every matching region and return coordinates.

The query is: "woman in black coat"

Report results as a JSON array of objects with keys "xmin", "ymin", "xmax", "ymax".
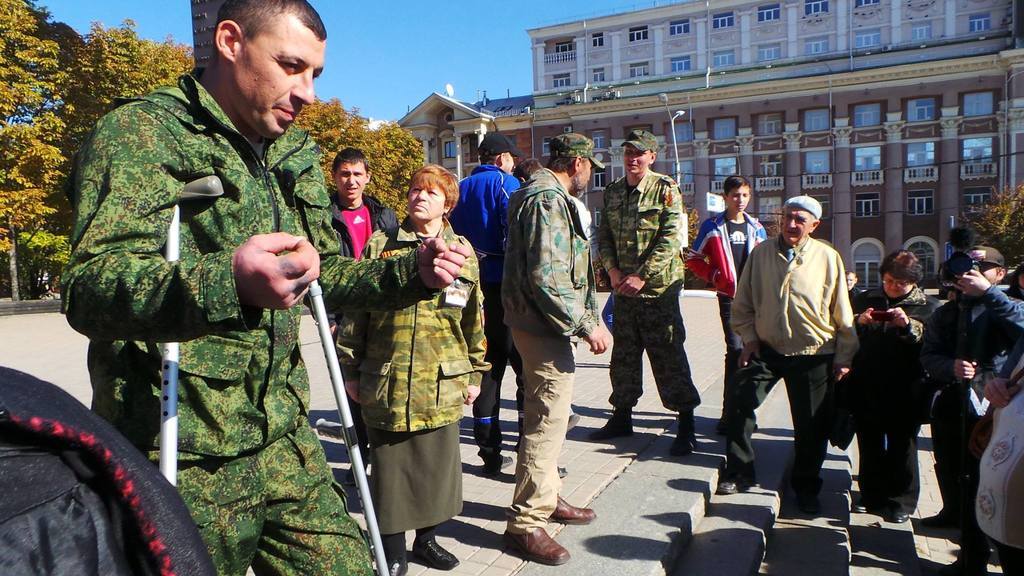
[{"xmin": 848, "ymin": 250, "xmax": 940, "ymax": 523}]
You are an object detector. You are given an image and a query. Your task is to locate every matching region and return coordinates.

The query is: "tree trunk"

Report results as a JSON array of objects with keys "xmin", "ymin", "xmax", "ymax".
[{"xmin": 8, "ymin": 223, "xmax": 19, "ymax": 301}]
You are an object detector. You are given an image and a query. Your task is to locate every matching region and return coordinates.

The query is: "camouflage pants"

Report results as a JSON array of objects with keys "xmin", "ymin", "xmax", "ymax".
[
  {"xmin": 608, "ymin": 292, "xmax": 700, "ymax": 412},
  {"xmin": 176, "ymin": 424, "xmax": 373, "ymax": 576}
]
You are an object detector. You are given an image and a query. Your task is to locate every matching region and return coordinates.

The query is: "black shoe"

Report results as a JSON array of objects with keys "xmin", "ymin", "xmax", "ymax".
[
  {"xmin": 887, "ymin": 510, "xmax": 910, "ymax": 524},
  {"xmin": 482, "ymin": 455, "xmax": 513, "ymax": 477},
  {"xmin": 589, "ymin": 408, "xmax": 633, "ymax": 440},
  {"xmin": 388, "ymin": 560, "xmax": 408, "ymax": 576},
  {"xmin": 558, "ymin": 466, "xmax": 568, "ymax": 479},
  {"xmin": 796, "ymin": 493, "xmax": 821, "ymax": 515},
  {"xmin": 851, "ymin": 501, "xmax": 868, "ymax": 514},
  {"xmin": 920, "ymin": 510, "xmax": 957, "ymax": 529},
  {"xmin": 413, "ymin": 537, "xmax": 460, "ymax": 571},
  {"xmin": 851, "ymin": 497, "xmax": 885, "ymax": 515},
  {"xmin": 717, "ymin": 476, "xmax": 755, "ymax": 495},
  {"xmin": 670, "ymin": 410, "xmax": 696, "ymax": 456}
]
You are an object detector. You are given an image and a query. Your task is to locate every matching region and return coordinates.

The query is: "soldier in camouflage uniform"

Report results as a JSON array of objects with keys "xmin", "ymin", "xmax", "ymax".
[
  {"xmin": 591, "ymin": 129, "xmax": 700, "ymax": 457},
  {"xmin": 502, "ymin": 134, "xmax": 612, "ymax": 566},
  {"xmin": 61, "ymin": 2, "xmax": 469, "ymax": 574},
  {"xmin": 337, "ymin": 165, "xmax": 490, "ymax": 576}
]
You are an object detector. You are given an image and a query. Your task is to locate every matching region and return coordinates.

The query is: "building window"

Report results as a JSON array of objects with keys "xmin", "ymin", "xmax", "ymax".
[
  {"xmin": 805, "ymin": 0, "xmax": 829, "ymax": 15},
  {"xmin": 758, "ymin": 4, "xmax": 781, "ymax": 22},
  {"xmin": 855, "ymin": 0, "xmax": 879, "ymax": 5},
  {"xmin": 713, "ymin": 12, "xmax": 735, "ymax": 29},
  {"xmin": 907, "ymin": 97, "xmax": 935, "ymax": 121},
  {"xmin": 855, "ymin": 192, "xmax": 881, "ymax": 217},
  {"xmin": 969, "ymin": 13, "xmax": 991, "ymax": 33},
  {"xmin": 907, "ymin": 142, "xmax": 935, "ymax": 166},
  {"xmin": 629, "ymin": 62, "xmax": 650, "ymax": 78},
  {"xmin": 907, "ymin": 190, "xmax": 934, "ymax": 215},
  {"xmin": 629, "ymin": 26, "xmax": 649, "ymax": 42},
  {"xmin": 759, "ymin": 196, "xmax": 783, "ymax": 224},
  {"xmin": 964, "ymin": 187, "xmax": 991, "ymax": 209},
  {"xmin": 853, "ymin": 103, "xmax": 881, "ymax": 127},
  {"xmin": 855, "ymin": 29, "xmax": 881, "ymax": 48},
  {"xmin": 906, "ymin": 240, "xmax": 936, "ymax": 278},
  {"xmin": 854, "ymin": 243, "xmax": 882, "ymax": 288},
  {"xmin": 805, "ymin": 150, "xmax": 830, "ymax": 173},
  {"xmin": 962, "ymin": 137, "xmax": 993, "ymax": 161},
  {"xmin": 553, "ymin": 73, "xmax": 571, "ymax": 88},
  {"xmin": 805, "ymin": 37, "xmax": 829, "ymax": 54},
  {"xmin": 804, "ymin": 108, "xmax": 830, "ymax": 131},
  {"xmin": 713, "ymin": 50, "xmax": 735, "ymax": 67},
  {"xmin": 680, "ymin": 159, "xmax": 695, "ymax": 183},
  {"xmin": 554, "ymin": 41, "xmax": 573, "ymax": 53},
  {"xmin": 594, "ymin": 167, "xmax": 607, "ymax": 188},
  {"xmin": 443, "ymin": 140, "xmax": 457, "ymax": 159},
  {"xmin": 671, "ymin": 56, "xmax": 692, "ymax": 72},
  {"xmin": 963, "ymin": 91, "xmax": 994, "ymax": 116},
  {"xmin": 758, "ymin": 112, "xmax": 783, "ymax": 135},
  {"xmin": 854, "ymin": 146, "xmax": 881, "ymax": 171},
  {"xmin": 912, "ymin": 23, "xmax": 932, "ymax": 41},
  {"xmin": 713, "ymin": 157, "xmax": 738, "ymax": 177},
  {"xmin": 758, "ymin": 44, "xmax": 782, "ymax": 62},
  {"xmin": 713, "ymin": 118, "xmax": 737, "ymax": 140},
  {"xmin": 592, "ymin": 68, "xmax": 605, "ymax": 82},
  {"xmin": 760, "ymin": 154, "xmax": 783, "ymax": 176},
  {"xmin": 811, "ymin": 194, "xmax": 831, "ymax": 218},
  {"xmin": 592, "ymin": 33, "xmax": 604, "ymax": 47},
  {"xmin": 669, "ymin": 19, "xmax": 690, "ymax": 35},
  {"xmin": 592, "ymin": 130, "xmax": 606, "ymax": 149},
  {"xmin": 542, "ymin": 138, "xmax": 551, "ymax": 156},
  {"xmin": 674, "ymin": 122, "xmax": 694, "ymax": 143}
]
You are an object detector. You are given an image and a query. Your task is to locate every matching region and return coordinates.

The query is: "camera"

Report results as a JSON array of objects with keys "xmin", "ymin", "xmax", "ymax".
[
  {"xmin": 939, "ymin": 251, "xmax": 980, "ymax": 289},
  {"xmin": 870, "ymin": 310, "xmax": 895, "ymax": 322}
]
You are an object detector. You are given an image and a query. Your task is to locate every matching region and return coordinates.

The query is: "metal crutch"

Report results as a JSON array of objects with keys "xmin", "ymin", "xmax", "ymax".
[
  {"xmin": 307, "ymin": 280, "xmax": 390, "ymax": 576},
  {"xmin": 160, "ymin": 175, "xmax": 224, "ymax": 485}
]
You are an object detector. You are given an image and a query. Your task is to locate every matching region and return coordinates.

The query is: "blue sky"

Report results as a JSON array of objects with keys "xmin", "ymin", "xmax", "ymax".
[{"xmin": 37, "ymin": 0, "xmax": 671, "ymax": 121}]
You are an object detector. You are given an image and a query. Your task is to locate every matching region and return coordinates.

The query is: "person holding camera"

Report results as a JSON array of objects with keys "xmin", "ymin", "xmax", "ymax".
[
  {"xmin": 921, "ymin": 244, "xmax": 1024, "ymax": 575},
  {"xmin": 847, "ymin": 251, "xmax": 939, "ymax": 523}
]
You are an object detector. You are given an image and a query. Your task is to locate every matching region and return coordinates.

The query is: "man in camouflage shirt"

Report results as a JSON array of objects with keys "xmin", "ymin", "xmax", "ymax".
[
  {"xmin": 61, "ymin": 1, "xmax": 468, "ymax": 574},
  {"xmin": 591, "ymin": 129, "xmax": 700, "ymax": 456},
  {"xmin": 502, "ymin": 133, "xmax": 612, "ymax": 565}
]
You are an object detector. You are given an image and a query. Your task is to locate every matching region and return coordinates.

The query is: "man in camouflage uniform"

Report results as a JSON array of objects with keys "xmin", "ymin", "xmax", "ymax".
[
  {"xmin": 502, "ymin": 134, "xmax": 612, "ymax": 565},
  {"xmin": 591, "ymin": 129, "xmax": 700, "ymax": 456},
  {"xmin": 61, "ymin": 1, "xmax": 468, "ymax": 574}
]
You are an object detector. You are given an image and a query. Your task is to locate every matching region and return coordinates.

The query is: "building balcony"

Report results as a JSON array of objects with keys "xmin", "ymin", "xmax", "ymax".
[
  {"xmin": 904, "ymin": 165, "xmax": 939, "ymax": 183},
  {"xmin": 679, "ymin": 182, "xmax": 694, "ymax": 194},
  {"xmin": 710, "ymin": 179, "xmax": 726, "ymax": 193},
  {"xmin": 961, "ymin": 161, "xmax": 996, "ymax": 180},
  {"xmin": 852, "ymin": 169, "xmax": 884, "ymax": 186},
  {"xmin": 756, "ymin": 176, "xmax": 784, "ymax": 191},
  {"xmin": 544, "ymin": 50, "xmax": 576, "ymax": 64},
  {"xmin": 802, "ymin": 173, "xmax": 832, "ymax": 189}
]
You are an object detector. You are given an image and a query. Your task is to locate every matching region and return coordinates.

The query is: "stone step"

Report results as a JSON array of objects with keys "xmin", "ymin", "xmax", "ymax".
[{"xmin": 669, "ymin": 382, "xmax": 796, "ymax": 576}]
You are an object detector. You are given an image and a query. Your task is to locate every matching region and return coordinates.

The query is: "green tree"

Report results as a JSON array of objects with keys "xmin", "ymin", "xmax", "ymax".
[
  {"xmin": 297, "ymin": 99, "xmax": 423, "ymax": 217},
  {"xmin": 964, "ymin": 184, "xmax": 1024, "ymax": 268}
]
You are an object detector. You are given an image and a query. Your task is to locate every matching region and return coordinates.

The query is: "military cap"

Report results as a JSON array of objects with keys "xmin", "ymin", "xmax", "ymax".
[
  {"xmin": 622, "ymin": 129, "xmax": 659, "ymax": 152},
  {"xmin": 550, "ymin": 133, "xmax": 605, "ymax": 169}
]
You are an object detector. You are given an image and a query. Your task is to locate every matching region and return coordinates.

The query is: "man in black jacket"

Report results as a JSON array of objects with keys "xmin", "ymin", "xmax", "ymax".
[{"xmin": 330, "ymin": 147, "xmax": 399, "ymax": 480}]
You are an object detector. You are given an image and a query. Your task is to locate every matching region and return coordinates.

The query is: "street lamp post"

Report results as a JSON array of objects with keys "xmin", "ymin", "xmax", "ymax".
[{"xmin": 658, "ymin": 93, "xmax": 686, "ymax": 184}]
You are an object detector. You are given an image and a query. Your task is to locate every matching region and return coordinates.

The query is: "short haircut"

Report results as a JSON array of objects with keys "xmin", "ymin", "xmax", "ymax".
[
  {"xmin": 513, "ymin": 158, "xmax": 543, "ymax": 183},
  {"xmin": 546, "ymin": 156, "xmax": 577, "ymax": 174},
  {"xmin": 879, "ymin": 250, "xmax": 923, "ymax": 284},
  {"xmin": 332, "ymin": 147, "xmax": 370, "ymax": 173},
  {"xmin": 409, "ymin": 165, "xmax": 460, "ymax": 211},
  {"xmin": 479, "ymin": 151, "xmax": 500, "ymax": 165},
  {"xmin": 723, "ymin": 175, "xmax": 751, "ymax": 195},
  {"xmin": 217, "ymin": 0, "xmax": 327, "ymax": 41}
]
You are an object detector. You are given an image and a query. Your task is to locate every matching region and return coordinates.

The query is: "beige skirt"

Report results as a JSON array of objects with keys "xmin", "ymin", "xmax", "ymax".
[{"xmin": 367, "ymin": 422, "xmax": 462, "ymax": 534}]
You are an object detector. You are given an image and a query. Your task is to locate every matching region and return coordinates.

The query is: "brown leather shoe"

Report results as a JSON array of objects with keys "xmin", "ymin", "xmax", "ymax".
[
  {"xmin": 503, "ymin": 528, "xmax": 571, "ymax": 565},
  {"xmin": 550, "ymin": 496, "xmax": 596, "ymax": 525}
]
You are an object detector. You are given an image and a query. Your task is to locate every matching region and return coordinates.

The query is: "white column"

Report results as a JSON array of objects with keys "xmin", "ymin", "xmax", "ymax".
[
  {"xmin": 836, "ymin": 0, "xmax": 848, "ymax": 51},
  {"xmin": 454, "ymin": 132, "xmax": 463, "ymax": 179},
  {"xmin": 890, "ymin": 0, "xmax": 902, "ymax": 45},
  {"xmin": 787, "ymin": 4, "xmax": 799, "ymax": 58},
  {"xmin": 533, "ymin": 43, "xmax": 545, "ymax": 92},
  {"xmin": 611, "ymin": 31, "xmax": 623, "ymax": 81},
  {"xmin": 653, "ymin": 25, "xmax": 665, "ymax": 76},
  {"xmin": 740, "ymin": 10, "xmax": 752, "ymax": 64},
  {"xmin": 575, "ymin": 36, "xmax": 586, "ymax": 87},
  {"xmin": 944, "ymin": 0, "xmax": 957, "ymax": 38},
  {"xmin": 421, "ymin": 138, "xmax": 430, "ymax": 164},
  {"xmin": 696, "ymin": 17, "xmax": 707, "ymax": 71}
]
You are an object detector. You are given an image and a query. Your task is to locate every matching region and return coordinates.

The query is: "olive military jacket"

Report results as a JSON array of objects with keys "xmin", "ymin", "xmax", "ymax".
[
  {"xmin": 62, "ymin": 74, "xmax": 431, "ymax": 459},
  {"xmin": 597, "ymin": 170, "xmax": 685, "ymax": 297},
  {"xmin": 336, "ymin": 221, "xmax": 490, "ymax": 432},
  {"xmin": 502, "ymin": 168, "xmax": 599, "ymax": 338}
]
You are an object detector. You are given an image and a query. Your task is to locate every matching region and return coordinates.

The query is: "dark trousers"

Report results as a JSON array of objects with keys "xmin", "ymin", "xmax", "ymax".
[
  {"xmin": 608, "ymin": 292, "xmax": 699, "ymax": 412},
  {"xmin": 931, "ymin": 384, "xmax": 989, "ymax": 571},
  {"xmin": 996, "ymin": 542, "xmax": 1024, "ymax": 576},
  {"xmin": 717, "ymin": 295, "xmax": 743, "ymax": 421},
  {"xmin": 725, "ymin": 348, "xmax": 834, "ymax": 496},
  {"xmin": 473, "ymin": 282, "xmax": 523, "ymax": 462},
  {"xmin": 855, "ymin": 422, "xmax": 920, "ymax": 513}
]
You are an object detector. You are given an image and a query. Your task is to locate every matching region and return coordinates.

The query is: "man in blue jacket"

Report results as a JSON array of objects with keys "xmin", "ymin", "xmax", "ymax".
[{"xmin": 449, "ymin": 132, "xmax": 524, "ymax": 476}]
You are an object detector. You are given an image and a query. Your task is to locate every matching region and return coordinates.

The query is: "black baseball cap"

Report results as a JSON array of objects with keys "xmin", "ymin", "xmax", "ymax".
[{"xmin": 479, "ymin": 132, "xmax": 525, "ymax": 157}]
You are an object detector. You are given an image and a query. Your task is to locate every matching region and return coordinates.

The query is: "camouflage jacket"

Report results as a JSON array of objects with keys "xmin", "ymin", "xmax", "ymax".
[
  {"xmin": 597, "ymin": 170, "xmax": 684, "ymax": 297},
  {"xmin": 336, "ymin": 220, "xmax": 489, "ymax": 432},
  {"xmin": 62, "ymin": 73, "xmax": 431, "ymax": 459},
  {"xmin": 502, "ymin": 168, "xmax": 599, "ymax": 338}
]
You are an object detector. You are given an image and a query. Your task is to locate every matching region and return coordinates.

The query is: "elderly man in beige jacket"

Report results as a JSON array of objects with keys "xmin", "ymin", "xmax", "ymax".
[{"xmin": 716, "ymin": 195, "xmax": 858, "ymax": 515}]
